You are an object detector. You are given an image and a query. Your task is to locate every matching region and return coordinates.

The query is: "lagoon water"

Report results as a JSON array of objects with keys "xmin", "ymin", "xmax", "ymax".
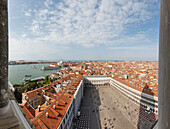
[{"xmin": 8, "ymin": 63, "xmax": 60, "ymax": 85}]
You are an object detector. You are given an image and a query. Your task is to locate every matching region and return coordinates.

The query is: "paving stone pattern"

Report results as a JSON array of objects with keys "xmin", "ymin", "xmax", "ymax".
[{"xmin": 75, "ymin": 86, "xmax": 157, "ymax": 129}]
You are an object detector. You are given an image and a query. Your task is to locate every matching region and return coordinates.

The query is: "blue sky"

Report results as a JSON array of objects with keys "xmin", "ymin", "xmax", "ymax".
[{"xmin": 8, "ymin": 0, "xmax": 160, "ymax": 61}]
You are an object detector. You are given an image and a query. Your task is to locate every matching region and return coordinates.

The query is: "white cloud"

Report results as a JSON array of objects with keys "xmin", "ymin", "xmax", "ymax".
[
  {"xmin": 10, "ymin": 0, "xmax": 159, "ymax": 60},
  {"xmin": 21, "ymin": 34, "xmax": 27, "ymax": 38},
  {"xmin": 9, "ymin": 35, "xmax": 69, "ymax": 60},
  {"xmin": 108, "ymin": 46, "xmax": 155, "ymax": 50},
  {"xmin": 26, "ymin": 0, "xmax": 157, "ymax": 48},
  {"xmin": 24, "ymin": 9, "xmax": 32, "ymax": 16},
  {"xmin": 44, "ymin": 0, "xmax": 53, "ymax": 8}
]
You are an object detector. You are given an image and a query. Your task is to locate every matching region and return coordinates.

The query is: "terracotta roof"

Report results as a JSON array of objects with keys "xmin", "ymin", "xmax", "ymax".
[
  {"xmin": 20, "ymin": 102, "xmax": 35, "ymax": 119},
  {"xmin": 25, "ymin": 74, "xmax": 83, "ymax": 128},
  {"xmin": 20, "ymin": 61, "xmax": 158, "ymax": 128},
  {"xmin": 32, "ymin": 91, "xmax": 74, "ymax": 128}
]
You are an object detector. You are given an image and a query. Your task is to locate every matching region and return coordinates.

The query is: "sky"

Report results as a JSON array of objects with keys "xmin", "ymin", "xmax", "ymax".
[{"xmin": 8, "ymin": 0, "xmax": 160, "ymax": 61}]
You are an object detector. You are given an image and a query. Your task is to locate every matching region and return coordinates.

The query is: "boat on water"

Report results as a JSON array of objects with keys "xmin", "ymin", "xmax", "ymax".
[
  {"xmin": 25, "ymin": 74, "xmax": 31, "ymax": 77},
  {"xmin": 42, "ymin": 60, "xmax": 64, "ymax": 70},
  {"xmin": 41, "ymin": 65, "xmax": 61, "ymax": 70},
  {"xmin": 23, "ymin": 78, "xmax": 31, "ymax": 81}
]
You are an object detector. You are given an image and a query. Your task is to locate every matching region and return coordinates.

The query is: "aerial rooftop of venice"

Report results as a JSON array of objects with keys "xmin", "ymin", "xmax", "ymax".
[{"xmin": 17, "ymin": 61, "xmax": 158, "ymax": 129}]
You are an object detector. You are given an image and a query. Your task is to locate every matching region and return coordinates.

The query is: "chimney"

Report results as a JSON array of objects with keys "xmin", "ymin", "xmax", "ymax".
[
  {"xmin": 27, "ymin": 103, "xmax": 29, "ymax": 108},
  {"xmin": 46, "ymin": 112, "xmax": 49, "ymax": 118},
  {"xmin": 38, "ymin": 105, "xmax": 41, "ymax": 112},
  {"xmin": 57, "ymin": 101, "xmax": 59, "ymax": 106},
  {"xmin": 53, "ymin": 105, "xmax": 56, "ymax": 109}
]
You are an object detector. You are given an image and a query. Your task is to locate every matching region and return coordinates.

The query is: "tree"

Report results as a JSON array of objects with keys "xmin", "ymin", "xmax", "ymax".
[
  {"xmin": 14, "ymin": 88, "xmax": 22, "ymax": 103},
  {"xmin": 47, "ymin": 79, "xmax": 51, "ymax": 84},
  {"xmin": 20, "ymin": 87, "xmax": 25, "ymax": 93},
  {"xmin": 14, "ymin": 88, "xmax": 18, "ymax": 97},
  {"xmin": 45, "ymin": 75, "xmax": 48, "ymax": 82}
]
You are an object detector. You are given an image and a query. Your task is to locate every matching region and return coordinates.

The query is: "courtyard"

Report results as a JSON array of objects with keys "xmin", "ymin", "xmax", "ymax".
[{"xmin": 74, "ymin": 85, "xmax": 157, "ymax": 129}]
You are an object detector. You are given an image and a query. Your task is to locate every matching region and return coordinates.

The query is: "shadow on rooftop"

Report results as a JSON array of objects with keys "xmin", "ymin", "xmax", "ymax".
[{"xmin": 137, "ymin": 84, "xmax": 157, "ymax": 129}]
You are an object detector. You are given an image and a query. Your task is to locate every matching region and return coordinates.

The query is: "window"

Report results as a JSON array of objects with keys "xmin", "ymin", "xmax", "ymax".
[
  {"xmin": 68, "ymin": 109, "xmax": 70, "ymax": 115},
  {"xmin": 66, "ymin": 113, "xmax": 68, "ymax": 119}
]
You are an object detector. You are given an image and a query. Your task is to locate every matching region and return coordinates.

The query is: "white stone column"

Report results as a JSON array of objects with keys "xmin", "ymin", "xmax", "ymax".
[
  {"xmin": 0, "ymin": 0, "xmax": 10, "ymax": 115},
  {"xmin": 158, "ymin": 0, "xmax": 170, "ymax": 128}
]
